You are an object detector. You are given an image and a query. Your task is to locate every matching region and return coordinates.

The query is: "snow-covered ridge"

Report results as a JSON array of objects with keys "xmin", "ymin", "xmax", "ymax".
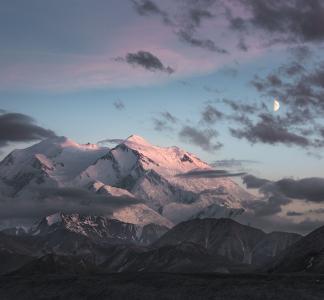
[
  {"xmin": 0, "ymin": 136, "xmax": 109, "ymax": 195},
  {"xmin": 77, "ymin": 134, "xmax": 211, "ymax": 187}
]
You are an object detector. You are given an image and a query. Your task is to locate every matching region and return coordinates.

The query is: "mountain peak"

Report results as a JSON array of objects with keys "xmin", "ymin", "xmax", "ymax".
[{"xmin": 125, "ymin": 135, "xmax": 151, "ymax": 146}]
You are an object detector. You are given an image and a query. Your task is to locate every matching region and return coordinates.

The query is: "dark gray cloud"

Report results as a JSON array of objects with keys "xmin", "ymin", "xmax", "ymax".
[
  {"xmin": 131, "ymin": 0, "xmax": 172, "ymax": 25},
  {"xmin": 245, "ymin": 56, "xmax": 324, "ymax": 150},
  {"xmin": 230, "ymin": 114, "xmax": 310, "ymax": 147},
  {"xmin": 237, "ymin": 37, "xmax": 248, "ymax": 51},
  {"xmin": 309, "ymin": 208, "xmax": 324, "ymax": 214},
  {"xmin": 179, "ymin": 125, "xmax": 223, "ymax": 152},
  {"xmin": 250, "ymin": 73, "xmax": 285, "ymax": 92},
  {"xmin": 0, "ymin": 187, "xmax": 142, "ymax": 220},
  {"xmin": 201, "ymin": 104, "xmax": 223, "ymax": 125},
  {"xmin": 243, "ymin": 195, "xmax": 292, "ymax": 217},
  {"xmin": 287, "ymin": 211, "xmax": 304, "ymax": 217},
  {"xmin": 132, "ymin": 0, "xmax": 162, "ymax": 15},
  {"xmin": 97, "ymin": 138, "xmax": 124, "ymax": 146},
  {"xmin": 210, "ymin": 97, "xmax": 314, "ymax": 149},
  {"xmin": 239, "ymin": 34, "xmax": 324, "ymax": 149},
  {"xmin": 229, "ymin": 0, "xmax": 324, "ymax": 43},
  {"xmin": 113, "ymin": 99, "xmax": 125, "ymax": 110},
  {"xmin": 176, "ymin": 169, "xmax": 246, "ymax": 178},
  {"xmin": 38, "ymin": 187, "xmax": 140, "ymax": 205},
  {"xmin": 0, "ymin": 111, "xmax": 56, "ymax": 148},
  {"xmin": 117, "ymin": 51, "xmax": 174, "ymax": 74},
  {"xmin": 287, "ymin": 208, "xmax": 324, "ymax": 217},
  {"xmin": 243, "ymin": 174, "xmax": 270, "ymax": 189},
  {"xmin": 132, "ymin": 1, "xmax": 324, "ymax": 56},
  {"xmin": 161, "ymin": 111, "xmax": 177, "ymax": 124},
  {"xmin": 152, "ymin": 111, "xmax": 178, "ymax": 132},
  {"xmin": 276, "ymin": 177, "xmax": 324, "ymax": 202},
  {"xmin": 153, "ymin": 118, "xmax": 172, "ymax": 132},
  {"xmin": 189, "ymin": 8, "xmax": 213, "ymax": 27},
  {"xmin": 131, "ymin": 0, "xmax": 227, "ymax": 53},
  {"xmin": 243, "ymin": 175, "xmax": 324, "ymax": 219},
  {"xmin": 278, "ymin": 62, "xmax": 305, "ymax": 76},
  {"xmin": 212, "ymin": 159, "xmax": 259, "ymax": 168},
  {"xmin": 223, "ymin": 98, "xmax": 259, "ymax": 114},
  {"xmin": 177, "ymin": 30, "xmax": 228, "ymax": 53}
]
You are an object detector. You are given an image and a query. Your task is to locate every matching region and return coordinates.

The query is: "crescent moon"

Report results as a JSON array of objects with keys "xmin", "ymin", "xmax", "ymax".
[{"xmin": 273, "ymin": 98, "xmax": 280, "ymax": 112}]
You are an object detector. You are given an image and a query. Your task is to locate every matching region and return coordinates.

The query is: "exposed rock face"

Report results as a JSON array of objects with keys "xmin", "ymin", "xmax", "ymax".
[{"xmin": 30, "ymin": 212, "xmax": 169, "ymax": 247}]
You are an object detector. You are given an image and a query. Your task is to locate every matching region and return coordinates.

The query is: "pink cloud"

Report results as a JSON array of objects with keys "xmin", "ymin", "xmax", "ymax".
[{"xmin": 0, "ymin": 12, "xmax": 270, "ymax": 91}]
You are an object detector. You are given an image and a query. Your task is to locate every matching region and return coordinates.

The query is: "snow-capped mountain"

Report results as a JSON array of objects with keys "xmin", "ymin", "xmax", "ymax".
[
  {"xmin": 0, "ymin": 136, "xmax": 108, "ymax": 197},
  {"xmin": 0, "ymin": 134, "xmax": 254, "ymax": 228},
  {"xmin": 76, "ymin": 134, "xmax": 252, "ymax": 223}
]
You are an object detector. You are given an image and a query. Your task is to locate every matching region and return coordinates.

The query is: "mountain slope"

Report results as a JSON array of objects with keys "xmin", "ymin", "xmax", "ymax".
[
  {"xmin": 100, "ymin": 242, "xmax": 253, "ymax": 273},
  {"xmin": 252, "ymin": 231, "xmax": 301, "ymax": 266},
  {"xmin": 0, "ymin": 250, "xmax": 33, "ymax": 275},
  {"xmin": 0, "ymin": 232, "xmax": 41, "ymax": 274},
  {"xmin": 11, "ymin": 254, "xmax": 99, "ymax": 275},
  {"xmin": 154, "ymin": 218, "xmax": 265, "ymax": 264},
  {"xmin": 267, "ymin": 225, "xmax": 324, "ymax": 273},
  {"xmin": 154, "ymin": 218, "xmax": 300, "ymax": 265}
]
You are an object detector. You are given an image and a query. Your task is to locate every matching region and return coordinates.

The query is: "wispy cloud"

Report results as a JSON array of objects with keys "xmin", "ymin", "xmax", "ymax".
[
  {"xmin": 0, "ymin": 187, "xmax": 142, "ymax": 220},
  {"xmin": 176, "ymin": 169, "xmax": 246, "ymax": 178},
  {"xmin": 212, "ymin": 159, "xmax": 260, "ymax": 168},
  {"xmin": 97, "ymin": 138, "xmax": 124, "ymax": 146}
]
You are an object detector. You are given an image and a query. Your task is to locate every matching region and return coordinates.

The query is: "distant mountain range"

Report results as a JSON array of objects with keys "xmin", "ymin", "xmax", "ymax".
[{"xmin": 2, "ymin": 216, "xmax": 318, "ymax": 275}]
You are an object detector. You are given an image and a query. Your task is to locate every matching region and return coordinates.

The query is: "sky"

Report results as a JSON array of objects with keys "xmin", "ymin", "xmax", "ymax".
[
  {"xmin": 1, "ymin": 0, "xmax": 324, "ymax": 181},
  {"xmin": 1, "ymin": 0, "xmax": 324, "ymax": 234}
]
